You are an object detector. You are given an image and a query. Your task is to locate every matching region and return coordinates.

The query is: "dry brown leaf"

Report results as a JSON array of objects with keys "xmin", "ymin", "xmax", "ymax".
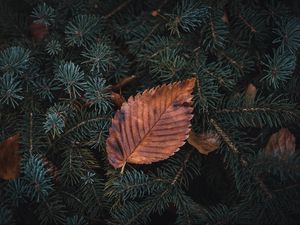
[
  {"xmin": 111, "ymin": 92, "xmax": 126, "ymax": 108},
  {"xmin": 245, "ymin": 83, "xmax": 257, "ymax": 103},
  {"xmin": 264, "ymin": 128, "xmax": 295, "ymax": 156},
  {"xmin": 188, "ymin": 131, "xmax": 220, "ymax": 155},
  {"xmin": 106, "ymin": 78, "xmax": 195, "ymax": 170},
  {"xmin": 0, "ymin": 134, "xmax": 20, "ymax": 180}
]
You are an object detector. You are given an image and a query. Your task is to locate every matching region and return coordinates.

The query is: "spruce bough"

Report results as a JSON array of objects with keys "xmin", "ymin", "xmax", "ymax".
[{"xmin": 0, "ymin": 0, "xmax": 300, "ymax": 225}]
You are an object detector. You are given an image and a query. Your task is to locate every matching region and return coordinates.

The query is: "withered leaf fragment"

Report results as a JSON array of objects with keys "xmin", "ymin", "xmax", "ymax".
[
  {"xmin": 188, "ymin": 131, "xmax": 220, "ymax": 155},
  {"xmin": 264, "ymin": 128, "xmax": 295, "ymax": 156},
  {"xmin": 0, "ymin": 134, "xmax": 20, "ymax": 180},
  {"xmin": 111, "ymin": 92, "xmax": 126, "ymax": 108},
  {"xmin": 106, "ymin": 78, "xmax": 195, "ymax": 169},
  {"xmin": 245, "ymin": 83, "xmax": 257, "ymax": 104}
]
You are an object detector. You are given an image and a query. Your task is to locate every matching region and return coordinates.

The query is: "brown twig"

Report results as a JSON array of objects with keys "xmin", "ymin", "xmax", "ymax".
[
  {"xmin": 111, "ymin": 75, "xmax": 136, "ymax": 91},
  {"xmin": 29, "ymin": 112, "xmax": 33, "ymax": 156},
  {"xmin": 103, "ymin": 0, "xmax": 132, "ymax": 19},
  {"xmin": 238, "ymin": 13, "xmax": 257, "ymax": 33},
  {"xmin": 255, "ymin": 175, "xmax": 272, "ymax": 199},
  {"xmin": 158, "ymin": 0, "xmax": 170, "ymax": 11}
]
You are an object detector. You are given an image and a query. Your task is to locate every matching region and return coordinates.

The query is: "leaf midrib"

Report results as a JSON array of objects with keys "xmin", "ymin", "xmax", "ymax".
[{"xmin": 125, "ymin": 93, "xmax": 178, "ymax": 162}]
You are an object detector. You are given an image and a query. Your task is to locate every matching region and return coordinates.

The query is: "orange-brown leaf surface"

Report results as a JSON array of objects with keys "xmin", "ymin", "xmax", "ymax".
[
  {"xmin": 106, "ymin": 78, "xmax": 195, "ymax": 169},
  {"xmin": 245, "ymin": 83, "xmax": 257, "ymax": 104},
  {"xmin": 187, "ymin": 131, "xmax": 220, "ymax": 155},
  {"xmin": 264, "ymin": 128, "xmax": 295, "ymax": 156},
  {"xmin": 0, "ymin": 134, "xmax": 20, "ymax": 180}
]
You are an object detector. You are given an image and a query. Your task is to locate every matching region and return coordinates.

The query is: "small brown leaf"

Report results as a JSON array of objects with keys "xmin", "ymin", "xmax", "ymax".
[
  {"xmin": 151, "ymin": 10, "xmax": 159, "ymax": 17},
  {"xmin": 187, "ymin": 131, "xmax": 220, "ymax": 155},
  {"xmin": 106, "ymin": 78, "xmax": 195, "ymax": 170},
  {"xmin": 111, "ymin": 92, "xmax": 126, "ymax": 108},
  {"xmin": 264, "ymin": 128, "xmax": 295, "ymax": 156},
  {"xmin": 0, "ymin": 134, "xmax": 20, "ymax": 180},
  {"xmin": 245, "ymin": 83, "xmax": 257, "ymax": 103}
]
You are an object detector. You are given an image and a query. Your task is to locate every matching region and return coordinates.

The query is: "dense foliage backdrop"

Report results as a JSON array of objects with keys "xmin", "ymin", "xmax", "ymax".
[{"xmin": 0, "ymin": 0, "xmax": 300, "ymax": 224}]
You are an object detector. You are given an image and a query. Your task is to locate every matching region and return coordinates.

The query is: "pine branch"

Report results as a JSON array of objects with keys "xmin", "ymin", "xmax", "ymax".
[
  {"xmin": 195, "ymin": 74, "xmax": 205, "ymax": 106},
  {"xmin": 217, "ymin": 107, "xmax": 288, "ymax": 114},
  {"xmin": 254, "ymin": 175, "xmax": 272, "ymax": 199},
  {"xmin": 29, "ymin": 112, "xmax": 33, "ymax": 155},
  {"xmin": 61, "ymin": 116, "xmax": 108, "ymax": 139},
  {"xmin": 210, "ymin": 118, "xmax": 239, "ymax": 154},
  {"xmin": 219, "ymin": 51, "xmax": 244, "ymax": 71},
  {"xmin": 103, "ymin": 0, "xmax": 133, "ymax": 19},
  {"xmin": 171, "ymin": 149, "xmax": 192, "ymax": 185},
  {"xmin": 122, "ymin": 150, "xmax": 197, "ymax": 225},
  {"xmin": 238, "ymin": 12, "xmax": 257, "ymax": 33}
]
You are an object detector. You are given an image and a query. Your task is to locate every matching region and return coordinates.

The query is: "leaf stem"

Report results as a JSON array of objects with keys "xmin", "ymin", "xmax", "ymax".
[{"xmin": 121, "ymin": 163, "xmax": 126, "ymax": 174}]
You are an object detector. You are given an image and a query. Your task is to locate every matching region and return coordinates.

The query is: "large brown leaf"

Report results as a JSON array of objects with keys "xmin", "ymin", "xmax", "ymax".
[
  {"xmin": 0, "ymin": 134, "xmax": 20, "ymax": 180},
  {"xmin": 106, "ymin": 78, "xmax": 195, "ymax": 169}
]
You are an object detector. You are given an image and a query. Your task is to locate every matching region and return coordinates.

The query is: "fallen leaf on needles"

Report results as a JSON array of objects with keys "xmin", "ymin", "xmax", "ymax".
[{"xmin": 106, "ymin": 78, "xmax": 195, "ymax": 171}]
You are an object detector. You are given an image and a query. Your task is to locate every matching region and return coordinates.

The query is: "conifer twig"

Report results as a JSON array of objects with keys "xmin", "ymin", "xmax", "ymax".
[
  {"xmin": 171, "ymin": 149, "xmax": 192, "ymax": 185},
  {"xmin": 210, "ymin": 118, "xmax": 239, "ymax": 154},
  {"xmin": 255, "ymin": 176, "xmax": 272, "ymax": 199},
  {"xmin": 194, "ymin": 73, "xmax": 204, "ymax": 104},
  {"xmin": 238, "ymin": 13, "xmax": 257, "ymax": 33},
  {"xmin": 62, "ymin": 116, "xmax": 109, "ymax": 138},
  {"xmin": 158, "ymin": 0, "xmax": 170, "ymax": 11},
  {"xmin": 103, "ymin": 0, "xmax": 132, "ymax": 19},
  {"xmin": 124, "ymin": 150, "xmax": 195, "ymax": 225},
  {"xmin": 216, "ymin": 107, "xmax": 297, "ymax": 116},
  {"xmin": 29, "ymin": 112, "xmax": 33, "ymax": 156},
  {"xmin": 111, "ymin": 75, "xmax": 136, "ymax": 91},
  {"xmin": 219, "ymin": 51, "xmax": 244, "ymax": 70},
  {"xmin": 49, "ymin": 116, "xmax": 109, "ymax": 148}
]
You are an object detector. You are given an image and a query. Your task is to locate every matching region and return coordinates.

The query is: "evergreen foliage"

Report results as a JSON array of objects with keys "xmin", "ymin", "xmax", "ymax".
[
  {"xmin": 0, "ymin": 0, "xmax": 300, "ymax": 225},
  {"xmin": 31, "ymin": 3, "xmax": 55, "ymax": 25}
]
